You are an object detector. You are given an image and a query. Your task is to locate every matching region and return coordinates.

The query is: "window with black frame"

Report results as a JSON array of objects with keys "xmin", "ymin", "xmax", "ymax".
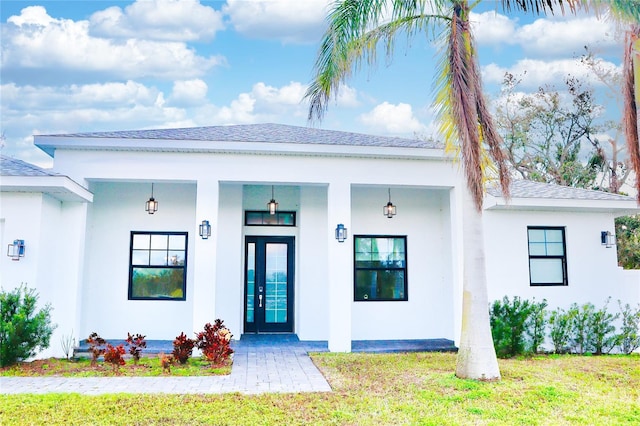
[
  {"xmin": 129, "ymin": 232, "xmax": 188, "ymax": 300},
  {"xmin": 354, "ymin": 236, "xmax": 407, "ymax": 301},
  {"xmin": 527, "ymin": 227, "xmax": 567, "ymax": 286}
]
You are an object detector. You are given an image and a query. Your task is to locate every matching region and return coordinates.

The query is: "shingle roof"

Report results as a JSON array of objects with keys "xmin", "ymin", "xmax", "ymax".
[
  {"xmin": 0, "ymin": 155, "xmax": 58, "ymax": 177},
  {"xmin": 487, "ymin": 179, "xmax": 635, "ymax": 202},
  {"xmin": 42, "ymin": 123, "xmax": 441, "ymax": 149}
]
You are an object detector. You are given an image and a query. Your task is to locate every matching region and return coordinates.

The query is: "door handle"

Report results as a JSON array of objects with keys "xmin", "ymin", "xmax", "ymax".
[{"xmin": 258, "ymin": 294, "xmax": 263, "ymax": 308}]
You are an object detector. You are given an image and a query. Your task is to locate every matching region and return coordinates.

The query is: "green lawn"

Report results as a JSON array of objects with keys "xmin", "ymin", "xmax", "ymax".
[{"xmin": 1, "ymin": 352, "xmax": 638, "ymax": 425}]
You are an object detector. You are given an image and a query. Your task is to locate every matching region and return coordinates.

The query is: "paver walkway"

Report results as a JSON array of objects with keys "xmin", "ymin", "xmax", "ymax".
[
  {"xmin": 0, "ymin": 335, "xmax": 332, "ymax": 395},
  {"xmin": 0, "ymin": 336, "xmax": 455, "ymax": 395}
]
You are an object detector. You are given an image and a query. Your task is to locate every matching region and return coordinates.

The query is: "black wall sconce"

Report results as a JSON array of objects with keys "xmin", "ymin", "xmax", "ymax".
[
  {"xmin": 199, "ymin": 220, "xmax": 212, "ymax": 240},
  {"xmin": 145, "ymin": 183, "xmax": 158, "ymax": 214},
  {"xmin": 335, "ymin": 224, "xmax": 347, "ymax": 243},
  {"xmin": 7, "ymin": 239, "xmax": 25, "ymax": 261},
  {"xmin": 601, "ymin": 231, "xmax": 616, "ymax": 248}
]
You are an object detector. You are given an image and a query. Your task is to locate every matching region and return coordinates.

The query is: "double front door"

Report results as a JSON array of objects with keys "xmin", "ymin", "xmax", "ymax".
[{"xmin": 244, "ymin": 236, "xmax": 294, "ymax": 333}]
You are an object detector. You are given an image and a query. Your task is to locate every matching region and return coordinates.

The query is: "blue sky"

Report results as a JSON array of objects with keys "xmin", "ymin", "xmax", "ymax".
[{"xmin": 0, "ymin": 0, "xmax": 627, "ymax": 167}]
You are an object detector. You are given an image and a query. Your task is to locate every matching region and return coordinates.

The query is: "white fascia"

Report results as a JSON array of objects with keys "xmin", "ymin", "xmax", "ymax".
[
  {"xmin": 34, "ymin": 136, "xmax": 447, "ymax": 161},
  {"xmin": 0, "ymin": 175, "xmax": 93, "ymax": 203}
]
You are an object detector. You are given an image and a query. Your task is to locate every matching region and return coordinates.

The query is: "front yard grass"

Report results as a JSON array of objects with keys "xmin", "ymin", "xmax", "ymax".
[{"xmin": 1, "ymin": 352, "xmax": 638, "ymax": 425}]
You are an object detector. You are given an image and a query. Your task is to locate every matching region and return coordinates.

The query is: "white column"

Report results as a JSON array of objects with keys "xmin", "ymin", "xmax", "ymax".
[
  {"xmin": 449, "ymin": 187, "xmax": 464, "ymax": 346},
  {"xmin": 327, "ymin": 182, "xmax": 352, "ymax": 352},
  {"xmin": 192, "ymin": 180, "xmax": 219, "ymax": 332}
]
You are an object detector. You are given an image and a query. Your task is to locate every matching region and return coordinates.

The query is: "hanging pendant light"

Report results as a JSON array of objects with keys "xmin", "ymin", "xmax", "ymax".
[
  {"xmin": 383, "ymin": 188, "xmax": 396, "ymax": 218},
  {"xmin": 145, "ymin": 183, "xmax": 158, "ymax": 214},
  {"xmin": 267, "ymin": 185, "xmax": 278, "ymax": 215}
]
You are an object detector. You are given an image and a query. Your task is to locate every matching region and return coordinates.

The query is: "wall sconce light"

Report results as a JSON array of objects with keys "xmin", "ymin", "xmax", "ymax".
[
  {"xmin": 145, "ymin": 183, "xmax": 158, "ymax": 214},
  {"xmin": 267, "ymin": 185, "xmax": 278, "ymax": 215},
  {"xmin": 7, "ymin": 239, "xmax": 25, "ymax": 261},
  {"xmin": 601, "ymin": 231, "xmax": 616, "ymax": 248},
  {"xmin": 199, "ymin": 220, "xmax": 212, "ymax": 240},
  {"xmin": 335, "ymin": 224, "xmax": 348, "ymax": 243},
  {"xmin": 383, "ymin": 188, "xmax": 397, "ymax": 218}
]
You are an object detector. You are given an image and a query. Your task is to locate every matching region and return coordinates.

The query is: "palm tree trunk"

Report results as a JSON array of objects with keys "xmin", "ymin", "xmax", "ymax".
[{"xmin": 455, "ymin": 183, "xmax": 501, "ymax": 381}]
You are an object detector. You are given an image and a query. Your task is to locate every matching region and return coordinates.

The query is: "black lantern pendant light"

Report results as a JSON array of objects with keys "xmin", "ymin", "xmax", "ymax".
[
  {"xmin": 267, "ymin": 185, "xmax": 278, "ymax": 215},
  {"xmin": 383, "ymin": 188, "xmax": 396, "ymax": 218},
  {"xmin": 145, "ymin": 183, "xmax": 158, "ymax": 214}
]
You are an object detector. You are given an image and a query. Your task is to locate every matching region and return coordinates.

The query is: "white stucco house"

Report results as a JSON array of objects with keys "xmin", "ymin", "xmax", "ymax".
[{"xmin": 1, "ymin": 123, "xmax": 639, "ymax": 358}]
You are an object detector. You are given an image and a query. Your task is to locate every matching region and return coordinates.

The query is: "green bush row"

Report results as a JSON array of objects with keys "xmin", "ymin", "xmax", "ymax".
[{"xmin": 490, "ymin": 296, "xmax": 640, "ymax": 358}]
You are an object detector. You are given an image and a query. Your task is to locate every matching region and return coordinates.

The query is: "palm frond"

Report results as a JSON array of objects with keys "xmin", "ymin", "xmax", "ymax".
[{"xmin": 305, "ymin": 0, "xmax": 449, "ymax": 123}]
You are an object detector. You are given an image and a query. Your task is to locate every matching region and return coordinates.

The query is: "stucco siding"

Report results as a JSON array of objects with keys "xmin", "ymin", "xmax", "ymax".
[
  {"xmin": 484, "ymin": 209, "xmax": 633, "ymax": 310},
  {"xmin": 350, "ymin": 187, "xmax": 454, "ymax": 340},
  {"xmin": 81, "ymin": 181, "xmax": 197, "ymax": 340}
]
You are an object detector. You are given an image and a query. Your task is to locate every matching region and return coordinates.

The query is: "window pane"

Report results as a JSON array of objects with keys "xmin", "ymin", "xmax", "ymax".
[
  {"xmin": 528, "ymin": 229, "xmax": 546, "ymax": 243},
  {"xmin": 246, "ymin": 243, "xmax": 255, "ymax": 323},
  {"xmin": 265, "ymin": 243, "xmax": 287, "ymax": 323},
  {"xmin": 355, "ymin": 270, "xmax": 405, "ymax": 301},
  {"xmin": 528, "ymin": 242, "xmax": 547, "ymax": 256},
  {"xmin": 530, "ymin": 259, "xmax": 564, "ymax": 284},
  {"xmin": 168, "ymin": 234, "xmax": 186, "ymax": 250},
  {"xmin": 546, "ymin": 242, "xmax": 564, "ymax": 256},
  {"xmin": 150, "ymin": 250, "xmax": 168, "ymax": 266},
  {"xmin": 132, "ymin": 234, "xmax": 150, "ymax": 250},
  {"xmin": 132, "ymin": 250, "xmax": 149, "ymax": 265},
  {"xmin": 545, "ymin": 229, "xmax": 564, "ymax": 243},
  {"xmin": 151, "ymin": 234, "xmax": 168, "ymax": 250},
  {"xmin": 131, "ymin": 267, "xmax": 184, "ymax": 299},
  {"xmin": 168, "ymin": 250, "xmax": 185, "ymax": 266},
  {"xmin": 355, "ymin": 238, "xmax": 371, "ymax": 254}
]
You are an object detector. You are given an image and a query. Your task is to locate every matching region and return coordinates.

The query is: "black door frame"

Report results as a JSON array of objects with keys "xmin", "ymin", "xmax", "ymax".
[{"xmin": 244, "ymin": 236, "xmax": 295, "ymax": 333}]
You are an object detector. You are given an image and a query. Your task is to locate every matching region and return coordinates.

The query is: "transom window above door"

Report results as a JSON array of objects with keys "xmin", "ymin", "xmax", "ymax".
[{"xmin": 354, "ymin": 236, "xmax": 408, "ymax": 301}]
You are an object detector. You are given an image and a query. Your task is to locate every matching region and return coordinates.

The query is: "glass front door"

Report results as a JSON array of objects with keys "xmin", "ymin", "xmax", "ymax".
[{"xmin": 244, "ymin": 236, "xmax": 294, "ymax": 333}]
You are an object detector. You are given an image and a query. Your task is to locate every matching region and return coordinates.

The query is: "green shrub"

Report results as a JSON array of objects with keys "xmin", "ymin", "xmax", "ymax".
[
  {"xmin": 490, "ymin": 296, "xmax": 534, "ymax": 358},
  {"xmin": 590, "ymin": 299, "xmax": 619, "ymax": 355},
  {"xmin": 0, "ymin": 284, "xmax": 56, "ymax": 367},
  {"xmin": 617, "ymin": 300, "xmax": 640, "ymax": 354},
  {"xmin": 548, "ymin": 307, "xmax": 573, "ymax": 354},
  {"xmin": 526, "ymin": 299, "xmax": 548, "ymax": 354},
  {"xmin": 569, "ymin": 303, "xmax": 595, "ymax": 354}
]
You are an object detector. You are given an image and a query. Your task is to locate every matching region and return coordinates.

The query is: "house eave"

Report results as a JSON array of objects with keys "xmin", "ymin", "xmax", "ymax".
[
  {"xmin": 0, "ymin": 175, "xmax": 93, "ymax": 202},
  {"xmin": 34, "ymin": 136, "xmax": 447, "ymax": 161},
  {"xmin": 484, "ymin": 195, "xmax": 640, "ymax": 216}
]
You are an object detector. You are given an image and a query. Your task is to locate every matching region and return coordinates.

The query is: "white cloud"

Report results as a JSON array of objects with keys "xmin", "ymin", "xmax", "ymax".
[
  {"xmin": 472, "ymin": 11, "xmax": 620, "ymax": 58},
  {"xmin": 471, "ymin": 11, "xmax": 517, "ymax": 46},
  {"xmin": 359, "ymin": 102, "xmax": 427, "ymax": 135},
  {"xmin": 1, "ymin": 6, "xmax": 224, "ymax": 80},
  {"xmin": 170, "ymin": 79, "xmax": 209, "ymax": 106},
  {"xmin": 515, "ymin": 16, "xmax": 619, "ymax": 57},
  {"xmin": 223, "ymin": 0, "xmax": 331, "ymax": 44},
  {"xmin": 89, "ymin": 0, "xmax": 224, "ymax": 41},
  {"xmin": 335, "ymin": 85, "xmax": 360, "ymax": 108}
]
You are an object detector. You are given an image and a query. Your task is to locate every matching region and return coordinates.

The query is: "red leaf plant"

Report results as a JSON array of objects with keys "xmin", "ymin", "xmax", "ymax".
[
  {"xmin": 125, "ymin": 332, "xmax": 147, "ymax": 365},
  {"xmin": 172, "ymin": 332, "xmax": 195, "ymax": 365},
  {"xmin": 195, "ymin": 319, "xmax": 234, "ymax": 367},
  {"xmin": 86, "ymin": 332, "xmax": 106, "ymax": 367},
  {"xmin": 103, "ymin": 343, "xmax": 126, "ymax": 372}
]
